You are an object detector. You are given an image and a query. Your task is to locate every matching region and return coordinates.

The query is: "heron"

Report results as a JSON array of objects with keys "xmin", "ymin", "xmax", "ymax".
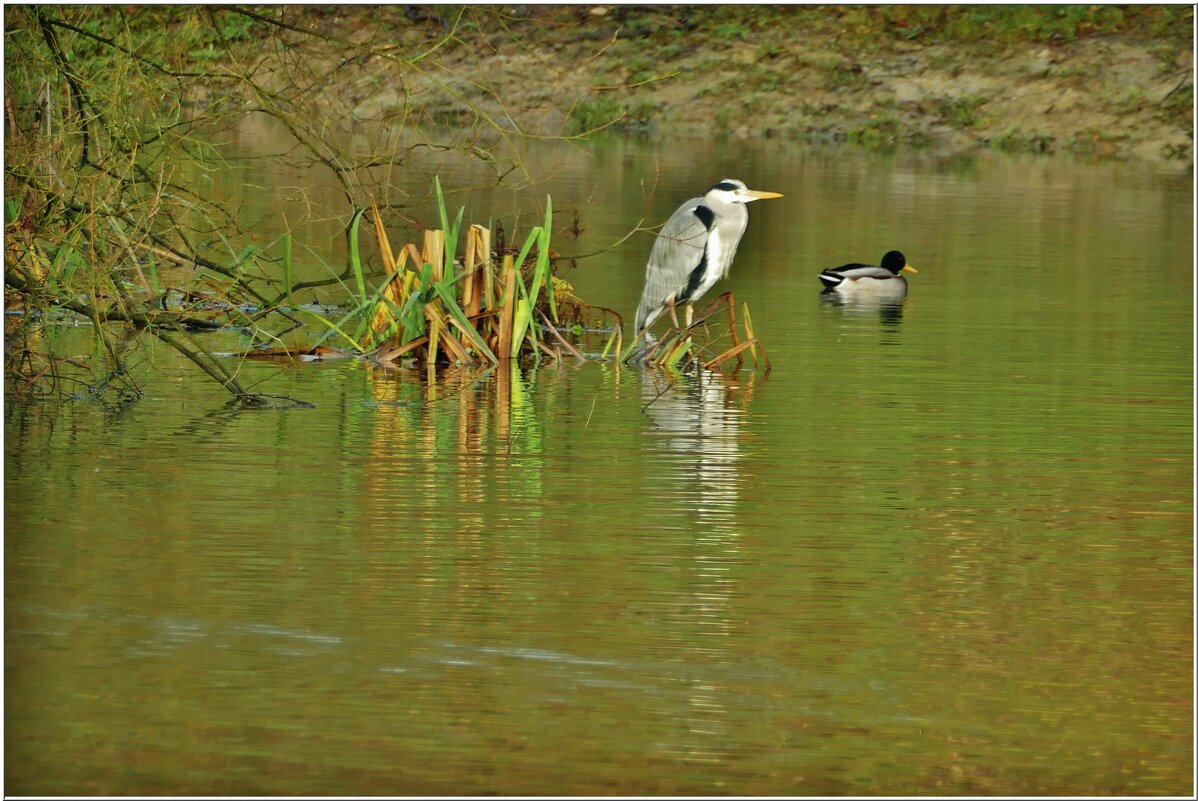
[
  {"xmin": 817, "ymin": 250, "xmax": 918, "ymax": 299},
  {"xmin": 633, "ymin": 179, "xmax": 783, "ymax": 335}
]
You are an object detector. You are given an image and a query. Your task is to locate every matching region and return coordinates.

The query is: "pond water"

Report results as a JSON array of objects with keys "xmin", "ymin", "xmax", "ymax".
[{"xmin": 5, "ymin": 128, "xmax": 1193, "ymax": 795}]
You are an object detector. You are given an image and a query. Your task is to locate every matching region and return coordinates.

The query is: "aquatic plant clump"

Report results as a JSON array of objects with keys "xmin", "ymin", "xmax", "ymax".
[
  {"xmin": 621, "ymin": 291, "xmax": 771, "ymax": 374},
  {"xmin": 327, "ymin": 180, "xmax": 620, "ymax": 369}
]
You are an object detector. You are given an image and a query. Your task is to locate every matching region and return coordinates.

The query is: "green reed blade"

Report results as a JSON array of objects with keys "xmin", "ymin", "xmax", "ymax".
[
  {"xmin": 511, "ymin": 227, "xmax": 542, "ymax": 355},
  {"xmin": 435, "ymin": 176, "xmax": 466, "ymax": 284},
  {"xmin": 511, "ymin": 297, "xmax": 532, "ymax": 358},
  {"xmin": 313, "ymin": 263, "xmax": 408, "ymax": 350},
  {"xmin": 434, "ymin": 175, "xmax": 449, "ymax": 239},
  {"xmin": 620, "ymin": 326, "xmax": 648, "ymax": 363},
  {"xmin": 147, "ymin": 251, "xmax": 161, "ymax": 295},
  {"xmin": 599, "ymin": 326, "xmax": 619, "ymax": 359},
  {"xmin": 281, "ymin": 232, "xmax": 293, "ymax": 302},
  {"xmin": 446, "ymin": 205, "xmax": 464, "ymax": 280},
  {"xmin": 398, "ymin": 289, "xmax": 427, "ymax": 342},
  {"xmin": 398, "ymin": 262, "xmax": 435, "ymax": 342},
  {"xmin": 301, "ymin": 306, "xmax": 368, "ymax": 352},
  {"xmin": 539, "ymin": 197, "xmax": 556, "ymax": 322},
  {"xmin": 513, "ymin": 226, "xmax": 541, "ymax": 292},
  {"xmin": 50, "ymin": 230, "xmax": 83, "ymax": 282},
  {"xmin": 432, "ymin": 281, "xmax": 498, "ymax": 363},
  {"xmin": 347, "ymin": 207, "xmax": 368, "ymax": 304},
  {"xmin": 416, "ymin": 261, "xmax": 434, "ymax": 300},
  {"xmin": 371, "ymin": 296, "xmax": 403, "ymax": 343},
  {"xmin": 664, "ymin": 337, "xmax": 691, "ymax": 369}
]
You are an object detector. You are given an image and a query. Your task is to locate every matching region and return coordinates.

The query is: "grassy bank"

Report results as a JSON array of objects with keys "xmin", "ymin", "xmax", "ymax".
[{"xmin": 376, "ymin": 4, "xmax": 1193, "ymax": 161}]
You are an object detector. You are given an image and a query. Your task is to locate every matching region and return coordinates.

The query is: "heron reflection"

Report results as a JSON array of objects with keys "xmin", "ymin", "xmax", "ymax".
[
  {"xmin": 641, "ymin": 367, "xmax": 750, "ymax": 765},
  {"xmin": 641, "ymin": 368, "xmax": 745, "ymax": 521}
]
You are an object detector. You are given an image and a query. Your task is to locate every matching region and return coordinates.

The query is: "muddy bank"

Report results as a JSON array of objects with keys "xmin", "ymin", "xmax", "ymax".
[{"xmin": 321, "ymin": 6, "xmax": 1192, "ymax": 165}]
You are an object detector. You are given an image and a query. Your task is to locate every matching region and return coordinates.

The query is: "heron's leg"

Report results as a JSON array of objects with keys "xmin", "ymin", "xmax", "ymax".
[
  {"xmin": 667, "ymin": 297, "xmax": 680, "ymax": 330},
  {"xmin": 684, "ymin": 303, "xmax": 694, "ymax": 329}
]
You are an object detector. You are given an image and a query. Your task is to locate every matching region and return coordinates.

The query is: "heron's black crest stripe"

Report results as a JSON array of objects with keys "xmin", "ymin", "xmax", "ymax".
[
  {"xmin": 692, "ymin": 204, "xmax": 715, "ymax": 230},
  {"xmin": 678, "ymin": 252, "xmax": 709, "ymax": 304},
  {"xmin": 711, "ymin": 181, "xmax": 740, "ymax": 192}
]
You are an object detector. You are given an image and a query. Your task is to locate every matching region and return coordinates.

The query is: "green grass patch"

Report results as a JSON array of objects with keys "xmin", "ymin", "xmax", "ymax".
[
  {"xmin": 566, "ymin": 96, "xmax": 657, "ymax": 136},
  {"xmin": 937, "ymin": 94, "xmax": 989, "ymax": 130}
]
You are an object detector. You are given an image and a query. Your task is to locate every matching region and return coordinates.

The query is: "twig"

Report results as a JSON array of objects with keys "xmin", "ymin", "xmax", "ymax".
[{"xmin": 537, "ymin": 310, "xmax": 586, "ymax": 362}]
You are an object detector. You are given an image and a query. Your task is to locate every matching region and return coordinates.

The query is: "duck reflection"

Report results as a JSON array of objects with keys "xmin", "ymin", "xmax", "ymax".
[
  {"xmin": 819, "ymin": 290, "xmax": 906, "ymax": 330},
  {"xmin": 640, "ymin": 367, "xmax": 751, "ymax": 765}
]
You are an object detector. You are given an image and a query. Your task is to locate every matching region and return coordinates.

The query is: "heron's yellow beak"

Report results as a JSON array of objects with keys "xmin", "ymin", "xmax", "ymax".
[
  {"xmin": 746, "ymin": 190, "xmax": 784, "ymax": 200},
  {"xmin": 901, "ymin": 264, "xmax": 919, "ymax": 274}
]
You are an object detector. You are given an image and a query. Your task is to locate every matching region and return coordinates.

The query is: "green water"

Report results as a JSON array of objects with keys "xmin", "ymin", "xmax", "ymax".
[{"xmin": 4, "ymin": 135, "xmax": 1193, "ymax": 795}]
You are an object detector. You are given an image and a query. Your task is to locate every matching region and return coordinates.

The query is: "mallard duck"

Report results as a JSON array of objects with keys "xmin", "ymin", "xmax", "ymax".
[{"xmin": 818, "ymin": 250, "xmax": 918, "ymax": 297}]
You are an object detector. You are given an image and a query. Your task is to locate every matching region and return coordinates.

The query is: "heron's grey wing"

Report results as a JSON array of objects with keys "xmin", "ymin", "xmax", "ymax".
[{"xmin": 635, "ymin": 200, "xmax": 709, "ymax": 330}]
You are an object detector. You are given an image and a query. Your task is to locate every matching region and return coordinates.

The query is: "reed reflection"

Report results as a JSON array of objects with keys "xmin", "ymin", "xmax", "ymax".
[
  {"xmin": 363, "ymin": 361, "xmax": 541, "ymax": 486},
  {"xmin": 357, "ymin": 360, "xmax": 556, "ymax": 677}
]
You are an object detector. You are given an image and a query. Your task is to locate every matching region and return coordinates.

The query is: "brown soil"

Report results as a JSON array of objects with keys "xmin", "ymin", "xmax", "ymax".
[{"xmin": 284, "ymin": 6, "xmax": 1194, "ymax": 163}]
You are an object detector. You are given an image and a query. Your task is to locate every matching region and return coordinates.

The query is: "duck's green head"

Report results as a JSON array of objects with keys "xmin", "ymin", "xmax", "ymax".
[{"xmin": 882, "ymin": 250, "xmax": 918, "ymax": 275}]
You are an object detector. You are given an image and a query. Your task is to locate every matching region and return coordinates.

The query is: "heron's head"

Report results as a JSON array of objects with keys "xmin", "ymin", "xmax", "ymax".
[
  {"xmin": 881, "ymin": 250, "xmax": 919, "ymax": 275},
  {"xmin": 706, "ymin": 179, "xmax": 784, "ymax": 205}
]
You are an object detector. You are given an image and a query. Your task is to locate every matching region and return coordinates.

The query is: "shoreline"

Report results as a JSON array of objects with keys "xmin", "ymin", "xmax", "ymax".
[{"xmin": 339, "ymin": 7, "xmax": 1194, "ymax": 165}]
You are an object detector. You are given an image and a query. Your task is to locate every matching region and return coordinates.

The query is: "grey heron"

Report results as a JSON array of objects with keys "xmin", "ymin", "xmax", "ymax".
[
  {"xmin": 633, "ymin": 179, "xmax": 783, "ymax": 334},
  {"xmin": 818, "ymin": 250, "xmax": 918, "ymax": 298}
]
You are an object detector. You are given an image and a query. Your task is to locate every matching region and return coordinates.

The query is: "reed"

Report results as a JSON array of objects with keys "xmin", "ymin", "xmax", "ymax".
[
  {"xmin": 337, "ymin": 182, "xmax": 587, "ymax": 369},
  {"xmin": 621, "ymin": 292, "xmax": 772, "ymax": 374}
]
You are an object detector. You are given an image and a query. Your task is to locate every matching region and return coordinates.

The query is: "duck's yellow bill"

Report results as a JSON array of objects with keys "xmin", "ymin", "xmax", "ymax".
[{"xmin": 902, "ymin": 264, "xmax": 919, "ymax": 274}]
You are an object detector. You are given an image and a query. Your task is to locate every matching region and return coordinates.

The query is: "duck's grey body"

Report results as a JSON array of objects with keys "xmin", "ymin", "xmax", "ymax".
[{"xmin": 634, "ymin": 179, "xmax": 782, "ymax": 334}]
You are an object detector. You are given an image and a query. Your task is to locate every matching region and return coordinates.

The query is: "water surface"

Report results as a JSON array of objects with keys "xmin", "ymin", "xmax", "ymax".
[{"xmin": 5, "ymin": 132, "xmax": 1192, "ymax": 795}]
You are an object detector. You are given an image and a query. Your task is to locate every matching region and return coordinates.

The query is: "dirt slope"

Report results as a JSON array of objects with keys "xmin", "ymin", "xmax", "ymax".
[{"xmin": 295, "ymin": 6, "xmax": 1195, "ymax": 163}]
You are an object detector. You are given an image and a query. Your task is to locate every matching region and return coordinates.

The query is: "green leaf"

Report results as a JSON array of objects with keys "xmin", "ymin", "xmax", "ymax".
[
  {"xmin": 435, "ymin": 175, "xmax": 449, "ymax": 235},
  {"xmin": 347, "ymin": 207, "xmax": 368, "ymax": 304},
  {"xmin": 302, "ymin": 306, "xmax": 368, "ymax": 352},
  {"xmin": 511, "ymin": 298, "xmax": 532, "ymax": 358},
  {"xmin": 432, "ymin": 280, "xmax": 497, "ymax": 363},
  {"xmin": 281, "ymin": 233, "xmax": 293, "ymax": 302},
  {"xmin": 664, "ymin": 338, "xmax": 691, "ymax": 368},
  {"xmin": 536, "ymin": 196, "xmax": 556, "ymax": 322}
]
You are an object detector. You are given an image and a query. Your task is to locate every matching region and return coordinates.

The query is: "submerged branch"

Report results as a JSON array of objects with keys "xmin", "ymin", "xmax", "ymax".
[
  {"xmin": 153, "ymin": 329, "xmax": 248, "ymax": 396},
  {"xmin": 5, "ymin": 269, "xmax": 257, "ymax": 400}
]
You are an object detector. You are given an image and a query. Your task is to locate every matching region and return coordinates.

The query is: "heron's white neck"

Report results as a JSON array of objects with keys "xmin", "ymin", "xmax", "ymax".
[{"xmin": 707, "ymin": 201, "xmax": 747, "ymax": 280}]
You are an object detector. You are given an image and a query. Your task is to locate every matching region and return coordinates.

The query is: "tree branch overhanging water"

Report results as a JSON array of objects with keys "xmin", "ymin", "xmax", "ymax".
[{"xmin": 5, "ymin": 5, "xmax": 625, "ymax": 407}]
